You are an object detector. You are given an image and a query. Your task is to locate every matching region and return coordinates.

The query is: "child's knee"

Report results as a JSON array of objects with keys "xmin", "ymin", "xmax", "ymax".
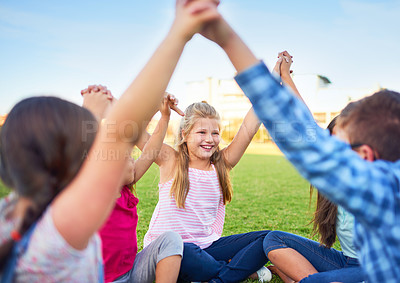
[
  {"xmin": 263, "ymin": 231, "xmax": 287, "ymax": 257},
  {"xmin": 159, "ymin": 231, "xmax": 183, "ymax": 256},
  {"xmin": 263, "ymin": 231, "xmax": 284, "ymax": 246},
  {"xmin": 161, "ymin": 231, "xmax": 182, "ymax": 243}
]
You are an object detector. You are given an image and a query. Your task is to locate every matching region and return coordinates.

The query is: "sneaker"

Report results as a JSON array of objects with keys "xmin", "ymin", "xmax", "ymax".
[{"xmin": 256, "ymin": 266, "xmax": 272, "ymax": 282}]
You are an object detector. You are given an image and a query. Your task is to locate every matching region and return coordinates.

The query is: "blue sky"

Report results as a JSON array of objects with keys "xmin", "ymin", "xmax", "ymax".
[{"xmin": 0, "ymin": 0, "xmax": 399, "ymax": 114}]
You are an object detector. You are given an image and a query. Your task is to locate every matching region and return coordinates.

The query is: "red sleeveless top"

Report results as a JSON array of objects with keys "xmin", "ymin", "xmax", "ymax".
[{"xmin": 99, "ymin": 185, "xmax": 139, "ymax": 282}]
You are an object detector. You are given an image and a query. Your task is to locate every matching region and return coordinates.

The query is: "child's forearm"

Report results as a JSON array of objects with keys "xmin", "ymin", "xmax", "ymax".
[
  {"xmin": 219, "ymin": 23, "xmax": 259, "ymax": 73},
  {"xmin": 52, "ymin": 0, "xmax": 220, "ymax": 250},
  {"xmin": 281, "ymin": 73, "xmax": 303, "ymax": 102},
  {"xmin": 61, "ymin": 21, "xmax": 188, "ymax": 247},
  {"xmin": 134, "ymin": 115, "xmax": 170, "ymax": 182},
  {"xmin": 106, "ymin": 33, "xmax": 186, "ymax": 146},
  {"xmin": 223, "ymin": 108, "xmax": 260, "ymax": 168}
]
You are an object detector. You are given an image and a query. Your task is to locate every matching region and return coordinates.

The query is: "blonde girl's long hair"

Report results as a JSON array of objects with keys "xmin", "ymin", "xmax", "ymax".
[{"xmin": 170, "ymin": 102, "xmax": 233, "ymax": 208}]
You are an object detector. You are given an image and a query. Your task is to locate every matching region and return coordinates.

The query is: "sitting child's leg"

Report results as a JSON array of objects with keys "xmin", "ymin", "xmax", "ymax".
[
  {"xmin": 264, "ymin": 231, "xmax": 355, "ymax": 282},
  {"xmin": 178, "ymin": 243, "xmax": 226, "ymax": 282},
  {"xmin": 118, "ymin": 231, "xmax": 183, "ymax": 283},
  {"xmin": 204, "ymin": 230, "xmax": 270, "ymax": 282},
  {"xmin": 300, "ymin": 266, "xmax": 365, "ymax": 283}
]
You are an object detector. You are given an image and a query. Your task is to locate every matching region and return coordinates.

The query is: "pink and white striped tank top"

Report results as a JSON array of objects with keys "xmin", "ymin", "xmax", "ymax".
[{"xmin": 143, "ymin": 165, "xmax": 225, "ymax": 249}]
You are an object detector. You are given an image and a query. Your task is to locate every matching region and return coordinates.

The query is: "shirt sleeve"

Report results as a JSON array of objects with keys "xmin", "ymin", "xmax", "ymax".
[{"xmin": 235, "ymin": 61, "xmax": 399, "ymax": 230}]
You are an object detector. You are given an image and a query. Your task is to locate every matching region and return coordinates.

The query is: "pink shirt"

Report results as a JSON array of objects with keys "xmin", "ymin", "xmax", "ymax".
[
  {"xmin": 144, "ymin": 165, "xmax": 225, "ymax": 249},
  {"xmin": 99, "ymin": 186, "xmax": 139, "ymax": 282}
]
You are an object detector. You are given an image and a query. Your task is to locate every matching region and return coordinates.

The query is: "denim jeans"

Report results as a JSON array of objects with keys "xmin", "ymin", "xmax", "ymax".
[
  {"xmin": 178, "ymin": 230, "xmax": 270, "ymax": 283},
  {"xmin": 263, "ymin": 231, "xmax": 366, "ymax": 283}
]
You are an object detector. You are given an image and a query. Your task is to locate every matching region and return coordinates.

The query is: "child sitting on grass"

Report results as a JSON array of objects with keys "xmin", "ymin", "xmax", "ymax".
[
  {"xmin": 138, "ymin": 100, "xmax": 271, "ymax": 283},
  {"xmin": 82, "ymin": 87, "xmax": 184, "ymax": 283},
  {"xmin": 0, "ymin": 0, "xmax": 220, "ymax": 281}
]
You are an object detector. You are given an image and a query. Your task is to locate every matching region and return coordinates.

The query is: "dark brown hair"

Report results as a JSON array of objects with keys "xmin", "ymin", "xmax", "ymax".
[
  {"xmin": 310, "ymin": 116, "xmax": 338, "ymax": 248},
  {"xmin": 0, "ymin": 96, "xmax": 97, "ymax": 268},
  {"xmin": 338, "ymin": 89, "xmax": 400, "ymax": 161}
]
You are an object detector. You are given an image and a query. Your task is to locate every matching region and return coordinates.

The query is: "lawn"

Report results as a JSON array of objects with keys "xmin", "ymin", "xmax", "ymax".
[{"xmin": 0, "ymin": 154, "xmax": 341, "ymax": 282}]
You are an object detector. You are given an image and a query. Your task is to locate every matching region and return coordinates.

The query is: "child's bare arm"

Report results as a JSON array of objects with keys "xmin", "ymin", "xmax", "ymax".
[
  {"xmin": 52, "ymin": 0, "xmax": 220, "ymax": 250},
  {"xmin": 221, "ymin": 108, "xmax": 260, "ymax": 168},
  {"xmin": 201, "ymin": 17, "xmax": 259, "ymax": 73},
  {"xmin": 278, "ymin": 51, "xmax": 303, "ymax": 101},
  {"xmin": 133, "ymin": 94, "xmax": 181, "ymax": 182},
  {"xmin": 135, "ymin": 93, "xmax": 183, "ymax": 168}
]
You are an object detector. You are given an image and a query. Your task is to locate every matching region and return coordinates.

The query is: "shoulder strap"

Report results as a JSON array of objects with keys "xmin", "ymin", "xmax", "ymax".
[{"xmin": 1, "ymin": 223, "xmax": 37, "ymax": 283}]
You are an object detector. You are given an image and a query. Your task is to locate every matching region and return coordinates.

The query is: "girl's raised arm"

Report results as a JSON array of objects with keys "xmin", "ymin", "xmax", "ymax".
[
  {"xmin": 133, "ymin": 94, "xmax": 178, "ymax": 183},
  {"xmin": 221, "ymin": 108, "xmax": 260, "ymax": 168},
  {"xmin": 135, "ymin": 93, "xmax": 184, "ymax": 169},
  {"xmin": 52, "ymin": 0, "xmax": 221, "ymax": 250},
  {"xmin": 277, "ymin": 51, "xmax": 303, "ymax": 102}
]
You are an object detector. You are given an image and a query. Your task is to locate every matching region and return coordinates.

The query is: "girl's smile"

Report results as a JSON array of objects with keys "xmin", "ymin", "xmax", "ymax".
[{"xmin": 185, "ymin": 118, "xmax": 220, "ymax": 161}]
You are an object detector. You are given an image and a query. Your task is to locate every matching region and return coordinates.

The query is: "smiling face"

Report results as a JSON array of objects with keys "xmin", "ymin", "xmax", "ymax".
[{"xmin": 184, "ymin": 118, "xmax": 221, "ymax": 162}]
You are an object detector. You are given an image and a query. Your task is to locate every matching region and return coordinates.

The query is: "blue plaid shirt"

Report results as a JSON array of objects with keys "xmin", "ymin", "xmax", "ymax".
[{"xmin": 235, "ymin": 62, "xmax": 400, "ymax": 282}]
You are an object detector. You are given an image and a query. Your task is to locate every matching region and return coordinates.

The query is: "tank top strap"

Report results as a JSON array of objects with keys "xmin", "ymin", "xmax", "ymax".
[{"xmin": 211, "ymin": 163, "xmax": 216, "ymax": 172}]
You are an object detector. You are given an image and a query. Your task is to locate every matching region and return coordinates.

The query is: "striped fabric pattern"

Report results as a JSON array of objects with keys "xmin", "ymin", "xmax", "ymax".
[{"xmin": 144, "ymin": 165, "xmax": 225, "ymax": 249}]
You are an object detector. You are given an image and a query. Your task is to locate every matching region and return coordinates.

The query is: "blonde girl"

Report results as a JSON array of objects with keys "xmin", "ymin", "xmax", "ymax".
[{"xmin": 139, "ymin": 102, "xmax": 272, "ymax": 282}]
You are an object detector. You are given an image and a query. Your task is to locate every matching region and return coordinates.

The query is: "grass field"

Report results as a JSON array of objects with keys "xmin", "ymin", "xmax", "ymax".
[{"xmin": 0, "ymin": 154, "xmax": 341, "ymax": 282}]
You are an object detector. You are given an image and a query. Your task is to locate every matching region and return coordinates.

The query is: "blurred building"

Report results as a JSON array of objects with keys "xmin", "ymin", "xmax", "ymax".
[
  {"xmin": 186, "ymin": 74, "xmax": 381, "ymax": 129},
  {"xmin": 292, "ymin": 74, "xmax": 381, "ymax": 126},
  {"xmin": 146, "ymin": 74, "xmax": 381, "ymax": 147}
]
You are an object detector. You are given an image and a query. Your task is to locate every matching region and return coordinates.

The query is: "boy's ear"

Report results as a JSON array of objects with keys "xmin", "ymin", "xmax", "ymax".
[{"xmin": 357, "ymin": 145, "xmax": 376, "ymax": 161}]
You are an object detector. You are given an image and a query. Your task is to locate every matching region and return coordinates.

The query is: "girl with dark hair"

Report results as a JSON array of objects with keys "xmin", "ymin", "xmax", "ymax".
[
  {"xmin": 0, "ymin": 1, "xmax": 220, "ymax": 281},
  {"xmin": 261, "ymin": 53, "xmax": 365, "ymax": 283},
  {"xmin": 201, "ymin": 10, "xmax": 400, "ymax": 282},
  {"xmin": 263, "ymin": 116, "xmax": 365, "ymax": 283}
]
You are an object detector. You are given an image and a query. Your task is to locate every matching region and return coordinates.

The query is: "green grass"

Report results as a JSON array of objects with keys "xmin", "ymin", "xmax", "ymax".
[
  {"xmin": 0, "ymin": 154, "xmax": 341, "ymax": 282},
  {"xmin": 0, "ymin": 182, "xmax": 10, "ymax": 198}
]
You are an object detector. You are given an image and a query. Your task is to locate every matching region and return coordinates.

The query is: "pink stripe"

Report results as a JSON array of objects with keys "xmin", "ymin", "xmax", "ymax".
[{"xmin": 144, "ymin": 166, "xmax": 226, "ymax": 249}]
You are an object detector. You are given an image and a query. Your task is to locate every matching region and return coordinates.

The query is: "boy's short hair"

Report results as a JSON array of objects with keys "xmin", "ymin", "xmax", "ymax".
[{"xmin": 338, "ymin": 89, "xmax": 400, "ymax": 161}]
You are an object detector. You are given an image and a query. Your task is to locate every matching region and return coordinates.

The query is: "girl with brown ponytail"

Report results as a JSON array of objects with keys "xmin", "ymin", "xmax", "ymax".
[{"xmin": 0, "ymin": 1, "xmax": 221, "ymax": 281}]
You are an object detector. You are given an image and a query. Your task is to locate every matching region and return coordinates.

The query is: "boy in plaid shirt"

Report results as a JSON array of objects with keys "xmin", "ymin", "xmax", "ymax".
[{"xmin": 200, "ymin": 11, "xmax": 400, "ymax": 283}]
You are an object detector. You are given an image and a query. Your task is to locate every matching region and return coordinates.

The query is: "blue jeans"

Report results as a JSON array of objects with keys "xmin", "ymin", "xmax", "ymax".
[
  {"xmin": 178, "ymin": 230, "xmax": 270, "ymax": 283},
  {"xmin": 263, "ymin": 231, "xmax": 366, "ymax": 283}
]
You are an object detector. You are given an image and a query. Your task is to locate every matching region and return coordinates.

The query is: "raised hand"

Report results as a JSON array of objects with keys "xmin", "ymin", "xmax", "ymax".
[
  {"xmin": 173, "ymin": 0, "xmax": 221, "ymax": 42},
  {"xmin": 272, "ymin": 51, "xmax": 293, "ymax": 78},
  {"xmin": 200, "ymin": 13, "xmax": 259, "ymax": 72},
  {"xmin": 272, "ymin": 57, "xmax": 284, "ymax": 77},
  {"xmin": 277, "ymin": 50, "xmax": 293, "ymax": 78},
  {"xmin": 81, "ymin": 84, "xmax": 115, "ymax": 121},
  {"xmin": 200, "ymin": 14, "xmax": 232, "ymax": 48},
  {"xmin": 161, "ymin": 92, "xmax": 185, "ymax": 118}
]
